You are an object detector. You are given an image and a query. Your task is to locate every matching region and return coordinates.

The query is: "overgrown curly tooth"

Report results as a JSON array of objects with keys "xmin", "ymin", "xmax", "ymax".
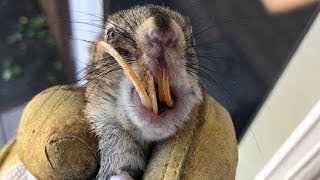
[
  {"xmin": 162, "ymin": 68, "xmax": 174, "ymax": 107},
  {"xmin": 157, "ymin": 70, "xmax": 165, "ymax": 102},
  {"xmin": 148, "ymin": 75, "xmax": 158, "ymax": 114},
  {"xmin": 97, "ymin": 41, "xmax": 152, "ymax": 110}
]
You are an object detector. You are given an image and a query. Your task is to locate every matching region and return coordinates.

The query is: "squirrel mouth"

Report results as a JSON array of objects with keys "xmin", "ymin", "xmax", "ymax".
[
  {"xmin": 147, "ymin": 68, "xmax": 174, "ymax": 114},
  {"xmin": 97, "ymin": 41, "xmax": 174, "ymax": 114}
]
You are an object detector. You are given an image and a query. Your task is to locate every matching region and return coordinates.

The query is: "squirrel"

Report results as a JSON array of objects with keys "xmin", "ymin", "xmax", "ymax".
[{"xmin": 84, "ymin": 4, "xmax": 203, "ymax": 179}]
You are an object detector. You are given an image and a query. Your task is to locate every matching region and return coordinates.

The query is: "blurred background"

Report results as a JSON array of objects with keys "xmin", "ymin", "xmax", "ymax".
[{"xmin": 0, "ymin": 0, "xmax": 319, "ymax": 177}]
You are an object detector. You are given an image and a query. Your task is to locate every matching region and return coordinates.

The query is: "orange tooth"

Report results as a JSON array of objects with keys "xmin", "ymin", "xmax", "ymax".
[
  {"xmin": 97, "ymin": 41, "xmax": 152, "ymax": 110},
  {"xmin": 162, "ymin": 68, "xmax": 173, "ymax": 107},
  {"xmin": 148, "ymin": 75, "xmax": 158, "ymax": 114}
]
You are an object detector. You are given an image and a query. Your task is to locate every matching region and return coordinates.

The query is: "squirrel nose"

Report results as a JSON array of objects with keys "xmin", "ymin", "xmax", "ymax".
[
  {"xmin": 135, "ymin": 11, "xmax": 180, "ymax": 47},
  {"xmin": 147, "ymin": 28, "xmax": 177, "ymax": 46},
  {"xmin": 145, "ymin": 11, "xmax": 177, "ymax": 46}
]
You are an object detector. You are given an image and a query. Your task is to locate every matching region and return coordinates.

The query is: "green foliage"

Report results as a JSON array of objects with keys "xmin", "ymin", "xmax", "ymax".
[
  {"xmin": 6, "ymin": 15, "xmax": 53, "ymax": 46},
  {"xmin": 29, "ymin": 16, "xmax": 45, "ymax": 30},
  {"xmin": 19, "ymin": 16, "xmax": 29, "ymax": 25},
  {"xmin": 53, "ymin": 61, "xmax": 63, "ymax": 71},
  {"xmin": 1, "ymin": 57, "xmax": 22, "ymax": 81},
  {"xmin": 6, "ymin": 31, "xmax": 23, "ymax": 44},
  {"xmin": 46, "ymin": 72, "xmax": 57, "ymax": 83}
]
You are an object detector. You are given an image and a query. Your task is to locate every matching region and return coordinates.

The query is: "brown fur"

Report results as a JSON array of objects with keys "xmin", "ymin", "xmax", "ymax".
[{"xmin": 84, "ymin": 5, "xmax": 202, "ymax": 179}]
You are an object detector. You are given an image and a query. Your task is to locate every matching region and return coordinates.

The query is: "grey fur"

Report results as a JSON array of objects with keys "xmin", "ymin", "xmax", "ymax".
[{"xmin": 84, "ymin": 5, "xmax": 202, "ymax": 179}]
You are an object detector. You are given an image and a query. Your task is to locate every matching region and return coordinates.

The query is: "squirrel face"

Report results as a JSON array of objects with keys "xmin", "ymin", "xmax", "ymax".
[{"xmin": 85, "ymin": 5, "xmax": 202, "ymax": 141}]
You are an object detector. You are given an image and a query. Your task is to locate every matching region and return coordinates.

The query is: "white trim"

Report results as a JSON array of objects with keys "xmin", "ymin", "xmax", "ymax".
[
  {"xmin": 286, "ymin": 141, "xmax": 320, "ymax": 180},
  {"xmin": 255, "ymin": 100, "xmax": 320, "ymax": 180}
]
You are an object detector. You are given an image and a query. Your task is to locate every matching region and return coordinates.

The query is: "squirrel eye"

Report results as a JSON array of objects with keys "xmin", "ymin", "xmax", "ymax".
[{"xmin": 106, "ymin": 29, "xmax": 115, "ymax": 39}]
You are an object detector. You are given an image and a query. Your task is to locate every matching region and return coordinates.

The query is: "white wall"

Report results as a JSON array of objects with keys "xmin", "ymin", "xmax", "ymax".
[
  {"xmin": 236, "ymin": 13, "xmax": 320, "ymax": 180},
  {"xmin": 68, "ymin": 0, "xmax": 104, "ymax": 84}
]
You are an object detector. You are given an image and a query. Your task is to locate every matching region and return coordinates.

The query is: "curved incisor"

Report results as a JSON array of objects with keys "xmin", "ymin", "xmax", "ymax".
[
  {"xmin": 97, "ymin": 41, "xmax": 152, "ymax": 110},
  {"xmin": 162, "ymin": 69, "xmax": 174, "ymax": 107},
  {"xmin": 97, "ymin": 41, "xmax": 174, "ymax": 113},
  {"xmin": 148, "ymin": 74, "xmax": 158, "ymax": 114}
]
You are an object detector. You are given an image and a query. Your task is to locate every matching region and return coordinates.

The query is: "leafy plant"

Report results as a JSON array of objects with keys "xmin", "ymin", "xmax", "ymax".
[
  {"xmin": 53, "ymin": 61, "xmax": 63, "ymax": 71},
  {"xmin": 1, "ymin": 57, "xmax": 22, "ymax": 81},
  {"xmin": 6, "ymin": 15, "xmax": 53, "ymax": 46}
]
